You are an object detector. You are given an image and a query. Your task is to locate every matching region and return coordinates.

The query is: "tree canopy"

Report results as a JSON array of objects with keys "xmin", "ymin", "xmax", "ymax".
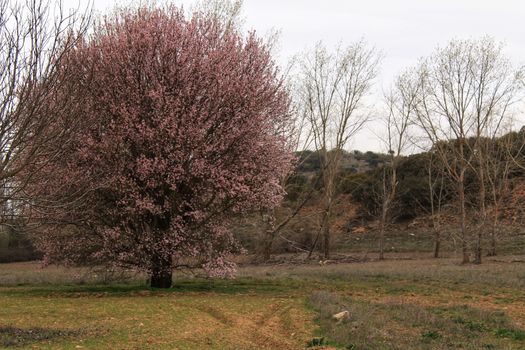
[{"xmin": 22, "ymin": 5, "xmax": 294, "ymax": 288}]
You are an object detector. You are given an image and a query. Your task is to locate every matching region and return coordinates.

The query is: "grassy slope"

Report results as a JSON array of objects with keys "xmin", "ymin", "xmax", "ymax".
[{"xmin": 1, "ymin": 257, "xmax": 525, "ymax": 349}]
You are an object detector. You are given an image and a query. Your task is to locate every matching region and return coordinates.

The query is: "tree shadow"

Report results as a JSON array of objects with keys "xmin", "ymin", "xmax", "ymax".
[{"xmin": 1, "ymin": 277, "xmax": 304, "ymax": 297}]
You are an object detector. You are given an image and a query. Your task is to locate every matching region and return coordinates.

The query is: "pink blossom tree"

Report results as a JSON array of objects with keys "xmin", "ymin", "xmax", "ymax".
[{"xmin": 22, "ymin": 5, "xmax": 294, "ymax": 288}]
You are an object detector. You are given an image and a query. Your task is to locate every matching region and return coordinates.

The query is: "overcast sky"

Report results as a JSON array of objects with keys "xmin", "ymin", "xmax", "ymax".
[{"xmin": 73, "ymin": 0, "xmax": 525, "ymax": 151}]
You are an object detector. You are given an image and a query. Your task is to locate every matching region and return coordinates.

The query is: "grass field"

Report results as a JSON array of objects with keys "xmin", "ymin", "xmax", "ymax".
[{"xmin": 1, "ymin": 255, "xmax": 525, "ymax": 349}]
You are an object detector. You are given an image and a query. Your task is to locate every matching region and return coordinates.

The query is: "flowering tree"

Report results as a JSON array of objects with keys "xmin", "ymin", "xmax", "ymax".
[{"xmin": 22, "ymin": 5, "xmax": 294, "ymax": 288}]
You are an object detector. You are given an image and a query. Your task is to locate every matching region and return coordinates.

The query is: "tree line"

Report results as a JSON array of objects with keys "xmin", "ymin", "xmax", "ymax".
[{"xmin": 257, "ymin": 35, "xmax": 524, "ymax": 264}]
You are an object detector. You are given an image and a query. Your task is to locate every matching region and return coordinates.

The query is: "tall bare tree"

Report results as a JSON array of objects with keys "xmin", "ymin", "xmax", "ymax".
[
  {"xmin": 377, "ymin": 72, "xmax": 416, "ymax": 260},
  {"xmin": 297, "ymin": 41, "xmax": 380, "ymax": 259},
  {"xmin": 412, "ymin": 37, "xmax": 523, "ymax": 263}
]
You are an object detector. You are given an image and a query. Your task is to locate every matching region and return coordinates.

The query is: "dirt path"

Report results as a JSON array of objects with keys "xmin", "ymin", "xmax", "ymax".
[{"xmin": 0, "ymin": 292, "xmax": 318, "ymax": 350}]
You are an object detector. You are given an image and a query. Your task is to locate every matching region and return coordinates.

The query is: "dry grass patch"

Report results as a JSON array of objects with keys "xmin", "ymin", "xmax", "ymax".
[{"xmin": 308, "ymin": 291, "xmax": 525, "ymax": 349}]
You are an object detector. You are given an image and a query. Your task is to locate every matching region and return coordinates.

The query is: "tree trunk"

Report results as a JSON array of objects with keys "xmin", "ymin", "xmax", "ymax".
[
  {"xmin": 261, "ymin": 234, "xmax": 274, "ymax": 262},
  {"xmin": 150, "ymin": 256, "xmax": 172, "ymax": 289},
  {"xmin": 379, "ymin": 217, "xmax": 385, "ymax": 260},
  {"xmin": 433, "ymin": 229, "xmax": 440, "ymax": 258},
  {"xmin": 379, "ymin": 156, "xmax": 396, "ymax": 261},
  {"xmin": 259, "ymin": 210, "xmax": 276, "ymax": 262},
  {"xmin": 429, "ymin": 156, "xmax": 441, "ymax": 259},
  {"xmin": 379, "ymin": 170, "xmax": 387, "ymax": 261},
  {"xmin": 378, "ymin": 193, "xmax": 391, "ymax": 261},
  {"xmin": 307, "ymin": 226, "xmax": 321, "ymax": 259},
  {"xmin": 322, "ymin": 209, "xmax": 331, "ymax": 259},
  {"xmin": 473, "ymin": 231, "xmax": 482, "ymax": 264},
  {"xmin": 321, "ymin": 169, "xmax": 334, "ymax": 260},
  {"xmin": 458, "ymin": 177, "xmax": 469, "ymax": 264},
  {"xmin": 474, "ymin": 165, "xmax": 486, "ymax": 264},
  {"xmin": 489, "ymin": 230, "xmax": 497, "ymax": 257},
  {"xmin": 488, "ymin": 204, "xmax": 499, "ymax": 257}
]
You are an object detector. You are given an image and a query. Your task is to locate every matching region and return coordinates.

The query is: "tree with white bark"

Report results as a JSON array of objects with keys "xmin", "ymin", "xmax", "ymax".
[
  {"xmin": 296, "ymin": 40, "xmax": 380, "ymax": 259},
  {"xmin": 411, "ymin": 37, "xmax": 523, "ymax": 263}
]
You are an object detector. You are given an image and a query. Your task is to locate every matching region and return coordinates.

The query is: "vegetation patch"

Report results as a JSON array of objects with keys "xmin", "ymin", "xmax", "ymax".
[
  {"xmin": 494, "ymin": 328, "xmax": 525, "ymax": 341},
  {"xmin": 308, "ymin": 291, "xmax": 525, "ymax": 349},
  {"xmin": 0, "ymin": 326, "xmax": 80, "ymax": 347},
  {"xmin": 420, "ymin": 330, "xmax": 441, "ymax": 343}
]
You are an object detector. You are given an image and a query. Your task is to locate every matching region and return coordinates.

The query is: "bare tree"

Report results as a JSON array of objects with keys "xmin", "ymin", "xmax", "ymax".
[
  {"xmin": 297, "ymin": 41, "xmax": 380, "ymax": 259},
  {"xmin": 412, "ymin": 37, "xmax": 523, "ymax": 263},
  {"xmin": 467, "ymin": 40, "xmax": 522, "ymax": 263},
  {"xmin": 426, "ymin": 151, "xmax": 447, "ymax": 258},
  {"xmin": 191, "ymin": 0, "xmax": 244, "ymax": 34},
  {"xmin": 257, "ymin": 95, "xmax": 314, "ymax": 261},
  {"xmin": 0, "ymin": 0, "xmax": 91, "ymax": 220},
  {"xmin": 377, "ymin": 72, "xmax": 416, "ymax": 260},
  {"xmin": 484, "ymin": 129, "xmax": 515, "ymax": 257}
]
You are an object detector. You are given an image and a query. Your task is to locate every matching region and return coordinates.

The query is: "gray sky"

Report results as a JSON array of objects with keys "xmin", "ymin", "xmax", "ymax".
[{"xmin": 76, "ymin": 0, "xmax": 525, "ymax": 151}]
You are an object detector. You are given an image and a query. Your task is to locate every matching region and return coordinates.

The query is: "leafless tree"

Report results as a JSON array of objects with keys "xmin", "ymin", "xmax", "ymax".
[
  {"xmin": 483, "ymin": 129, "xmax": 517, "ymax": 257},
  {"xmin": 377, "ymin": 72, "xmax": 416, "ymax": 260},
  {"xmin": 0, "ymin": 0, "xmax": 91, "ymax": 222},
  {"xmin": 297, "ymin": 40, "xmax": 380, "ymax": 259},
  {"xmin": 412, "ymin": 37, "xmax": 523, "ymax": 263},
  {"xmin": 466, "ymin": 41, "xmax": 523, "ymax": 263}
]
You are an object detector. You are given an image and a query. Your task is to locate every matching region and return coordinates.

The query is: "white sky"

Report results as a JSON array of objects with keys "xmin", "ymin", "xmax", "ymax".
[{"xmin": 71, "ymin": 0, "xmax": 525, "ymax": 152}]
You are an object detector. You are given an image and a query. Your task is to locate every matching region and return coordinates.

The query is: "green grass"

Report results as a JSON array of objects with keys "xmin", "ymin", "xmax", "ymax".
[{"xmin": 1, "ymin": 256, "xmax": 525, "ymax": 349}]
